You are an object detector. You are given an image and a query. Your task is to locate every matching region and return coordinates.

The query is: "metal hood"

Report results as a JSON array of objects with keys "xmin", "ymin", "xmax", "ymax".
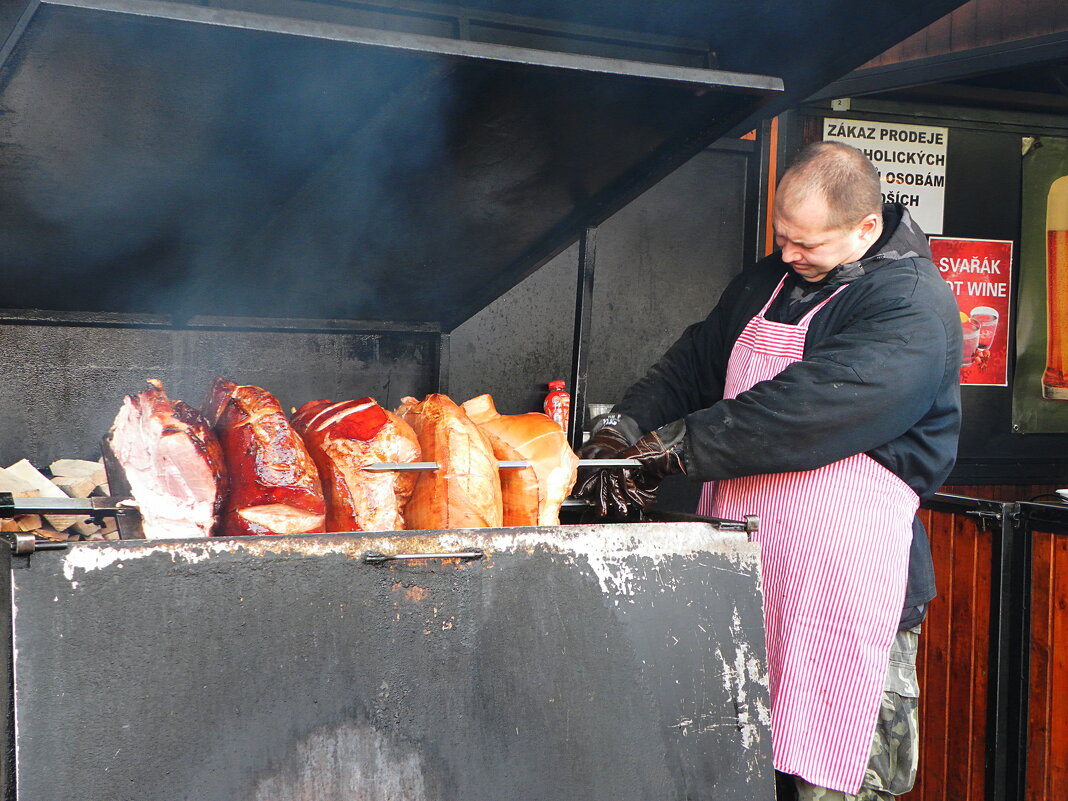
[{"xmin": 0, "ymin": 0, "xmax": 962, "ymax": 329}]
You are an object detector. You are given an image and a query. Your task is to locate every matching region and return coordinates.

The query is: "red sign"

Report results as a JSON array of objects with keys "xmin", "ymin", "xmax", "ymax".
[{"xmin": 930, "ymin": 237, "xmax": 1013, "ymax": 386}]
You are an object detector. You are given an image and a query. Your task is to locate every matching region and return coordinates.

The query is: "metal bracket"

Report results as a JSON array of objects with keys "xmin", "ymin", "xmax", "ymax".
[
  {"xmin": 2, "ymin": 533, "xmax": 70, "ymax": 554},
  {"xmin": 362, "ymin": 550, "xmax": 484, "ymax": 564},
  {"xmin": 966, "ymin": 508, "xmax": 1006, "ymax": 532}
]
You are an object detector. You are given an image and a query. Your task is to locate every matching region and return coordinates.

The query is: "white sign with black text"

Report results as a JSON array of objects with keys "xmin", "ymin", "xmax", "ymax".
[{"xmin": 822, "ymin": 117, "xmax": 948, "ymax": 235}]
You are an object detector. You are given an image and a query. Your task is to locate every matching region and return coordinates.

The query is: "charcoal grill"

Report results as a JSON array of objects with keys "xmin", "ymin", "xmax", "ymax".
[{"xmin": 1, "ymin": 521, "xmax": 772, "ymax": 801}]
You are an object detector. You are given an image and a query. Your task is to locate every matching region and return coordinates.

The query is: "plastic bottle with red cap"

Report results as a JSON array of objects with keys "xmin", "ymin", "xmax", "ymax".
[{"xmin": 543, "ymin": 380, "xmax": 570, "ymax": 432}]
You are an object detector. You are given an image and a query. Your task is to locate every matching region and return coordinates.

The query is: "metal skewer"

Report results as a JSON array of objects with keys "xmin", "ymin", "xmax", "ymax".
[
  {"xmin": 360, "ymin": 459, "xmax": 641, "ymax": 472},
  {"xmin": 1, "ymin": 493, "xmax": 137, "ymax": 517}
]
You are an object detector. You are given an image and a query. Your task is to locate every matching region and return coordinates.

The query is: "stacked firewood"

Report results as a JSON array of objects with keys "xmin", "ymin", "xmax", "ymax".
[{"xmin": 0, "ymin": 459, "xmax": 118, "ymax": 541}]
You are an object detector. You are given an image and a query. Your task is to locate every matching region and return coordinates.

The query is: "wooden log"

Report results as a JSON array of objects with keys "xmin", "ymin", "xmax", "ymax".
[
  {"xmin": 0, "ymin": 469, "xmax": 40, "ymax": 498},
  {"xmin": 52, "ymin": 474, "xmax": 96, "ymax": 499},
  {"xmin": 5, "ymin": 459, "xmax": 82, "ymax": 531},
  {"xmin": 15, "ymin": 514, "xmax": 43, "ymax": 532},
  {"xmin": 68, "ymin": 519, "xmax": 100, "ymax": 538},
  {"xmin": 49, "ymin": 459, "xmax": 107, "ymax": 486}
]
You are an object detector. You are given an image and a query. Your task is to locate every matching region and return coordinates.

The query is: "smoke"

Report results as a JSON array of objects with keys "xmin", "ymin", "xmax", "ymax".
[
  {"xmin": 0, "ymin": 0, "xmax": 723, "ymax": 327},
  {"xmin": 0, "ymin": 5, "xmax": 460, "ymax": 322}
]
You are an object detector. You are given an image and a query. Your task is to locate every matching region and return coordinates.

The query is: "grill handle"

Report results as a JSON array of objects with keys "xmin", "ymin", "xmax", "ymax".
[{"xmin": 362, "ymin": 550, "xmax": 484, "ymax": 564}]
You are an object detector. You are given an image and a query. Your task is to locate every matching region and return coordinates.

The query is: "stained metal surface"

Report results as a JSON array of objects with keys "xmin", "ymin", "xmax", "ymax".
[
  {"xmin": 0, "ymin": 0, "xmax": 778, "ymax": 329},
  {"xmin": 4, "ymin": 522, "xmax": 772, "ymax": 800}
]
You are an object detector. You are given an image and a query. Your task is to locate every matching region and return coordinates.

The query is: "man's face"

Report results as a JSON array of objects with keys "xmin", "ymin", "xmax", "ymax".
[{"xmin": 773, "ymin": 194, "xmax": 880, "ymax": 282}]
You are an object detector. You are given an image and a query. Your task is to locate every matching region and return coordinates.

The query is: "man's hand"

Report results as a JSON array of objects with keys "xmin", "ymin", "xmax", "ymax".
[
  {"xmin": 575, "ymin": 418, "xmax": 687, "ymax": 519},
  {"xmin": 619, "ymin": 419, "xmax": 687, "ymax": 486},
  {"xmin": 577, "ymin": 412, "xmax": 642, "ymax": 460},
  {"xmin": 575, "ymin": 412, "xmax": 642, "ymax": 519}
]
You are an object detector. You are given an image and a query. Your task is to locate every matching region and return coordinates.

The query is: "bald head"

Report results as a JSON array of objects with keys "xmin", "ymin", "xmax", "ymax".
[{"xmin": 776, "ymin": 142, "xmax": 882, "ymax": 231}]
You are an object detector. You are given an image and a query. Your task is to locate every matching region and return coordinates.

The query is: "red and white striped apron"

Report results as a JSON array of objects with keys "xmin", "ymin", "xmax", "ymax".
[{"xmin": 697, "ymin": 275, "xmax": 916, "ymax": 793}]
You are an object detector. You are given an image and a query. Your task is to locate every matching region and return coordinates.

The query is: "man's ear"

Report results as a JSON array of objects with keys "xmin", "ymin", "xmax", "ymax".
[{"xmin": 859, "ymin": 212, "xmax": 881, "ymax": 242}]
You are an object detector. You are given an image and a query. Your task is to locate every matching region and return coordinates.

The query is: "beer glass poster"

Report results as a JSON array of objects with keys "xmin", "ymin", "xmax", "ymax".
[
  {"xmin": 931, "ymin": 237, "xmax": 1012, "ymax": 387},
  {"xmin": 1013, "ymin": 136, "xmax": 1068, "ymax": 434}
]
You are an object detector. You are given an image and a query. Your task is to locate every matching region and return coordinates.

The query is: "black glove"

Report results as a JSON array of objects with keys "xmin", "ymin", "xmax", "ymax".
[
  {"xmin": 577, "ymin": 412, "xmax": 643, "ymax": 460},
  {"xmin": 576, "ymin": 419, "xmax": 687, "ymax": 519},
  {"xmin": 574, "ymin": 412, "xmax": 642, "ymax": 520}
]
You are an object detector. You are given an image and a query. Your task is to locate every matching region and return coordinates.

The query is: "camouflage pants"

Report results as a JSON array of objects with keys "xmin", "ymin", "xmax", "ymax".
[{"xmin": 777, "ymin": 626, "xmax": 922, "ymax": 801}]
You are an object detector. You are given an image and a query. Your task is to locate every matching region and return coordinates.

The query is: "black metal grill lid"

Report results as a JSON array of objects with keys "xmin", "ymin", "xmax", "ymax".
[{"xmin": 0, "ymin": 0, "xmax": 961, "ymax": 329}]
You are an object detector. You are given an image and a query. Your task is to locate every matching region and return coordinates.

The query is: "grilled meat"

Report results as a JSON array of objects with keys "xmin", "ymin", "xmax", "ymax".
[
  {"xmin": 107, "ymin": 379, "xmax": 228, "ymax": 539},
  {"xmin": 462, "ymin": 394, "xmax": 578, "ymax": 526},
  {"xmin": 291, "ymin": 397, "xmax": 421, "ymax": 532},
  {"xmin": 205, "ymin": 377, "xmax": 325, "ymax": 537},
  {"xmin": 396, "ymin": 394, "xmax": 502, "ymax": 529}
]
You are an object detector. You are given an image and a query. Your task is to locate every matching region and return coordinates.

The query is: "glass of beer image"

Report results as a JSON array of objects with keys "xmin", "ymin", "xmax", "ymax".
[
  {"xmin": 961, "ymin": 312, "xmax": 979, "ymax": 367},
  {"xmin": 970, "ymin": 306, "xmax": 999, "ymax": 351},
  {"xmin": 1044, "ymin": 174, "xmax": 1068, "ymax": 399}
]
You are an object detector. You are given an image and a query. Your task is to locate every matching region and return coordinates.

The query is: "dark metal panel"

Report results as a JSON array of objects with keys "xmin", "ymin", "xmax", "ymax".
[
  {"xmin": 0, "ymin": 319, "xmax": 439, "ymax": 466},
  {"xmin": 426, "ymin": 0, "xmax": 967, "ymax": 137},
  {"xmin": 231, "ymin": 0, "xmax": 717, "ymax": 67},
  {"xmin": 6, "ymin": 524, "xmax": 773, "ymax": 800},
  {"xmin": 0, "ymin": 0, "xmax": 778, "ymax": 326},
  {"xmin": 809, "ymin": 31, "xmax": 1068, "ymax": 101},
  {"xmin": 448, "ymin": 149, "xmax": 749, "ymax": 420}
]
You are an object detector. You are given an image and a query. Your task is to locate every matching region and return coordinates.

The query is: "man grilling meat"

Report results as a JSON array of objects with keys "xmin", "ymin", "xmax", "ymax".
[{"xmin": 576, "ymin": 142, "xmax": 962, "ymax": 801}]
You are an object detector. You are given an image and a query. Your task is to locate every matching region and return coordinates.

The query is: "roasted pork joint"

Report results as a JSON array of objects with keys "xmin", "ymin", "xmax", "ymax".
[
  {"xmin": 292, "ymin": 397, "xmax": 421, "ymax": 532},
  {"xmin": 396, "ymin": 394, "xmax": 502, "ymax": 529},
  {"xmin": 107, "ymin": 379, "xmax": 228, "ymax": 539},
  {"xmin": 462, "ymin": 394, "xmax": 578, "ymax": 526},
  {"xmin": 206, "ymin": 378, "xmax": 325, "ymax": 537}
]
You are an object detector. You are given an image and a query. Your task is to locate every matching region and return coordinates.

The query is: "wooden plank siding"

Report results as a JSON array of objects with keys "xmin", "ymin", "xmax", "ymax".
[
  {"xmin": 905, "ymin": 485, "xmax": 1058, "ymax": 801},
  {"xmin": 862, "ymin": 0, "xmax": 1068, "ymax": 68},
  {"xmin": 1027, "ymin": 527, "xmax": 1068, "ymax": 800},
  {"xmin": 906, "ymin": 494, "xmax": 991, "ymax": 801},
  {"xmin": 1028, "ymin": 528, "xmax": 1054, "ymax": 800}
]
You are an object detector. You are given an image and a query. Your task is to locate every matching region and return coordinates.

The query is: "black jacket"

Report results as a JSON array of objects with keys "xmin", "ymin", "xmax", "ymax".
[{"xmin": 615, "ymin": 205, "xmax": 962, "ymax": 617}]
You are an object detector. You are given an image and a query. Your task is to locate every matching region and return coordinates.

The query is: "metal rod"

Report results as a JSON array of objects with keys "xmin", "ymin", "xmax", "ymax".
[
  {"xmin": 983, "ymin": 501, "xmax": 1010, "ymax": 801},
  {"xmin": 1006, "ymin": 501, "xmax": 1033, "ymax": 801},
  {"xmin": 46, "ymin": 0, "xmax": 784, "ymax": 92},
  {"xmin": 362, "ymin": 550, "xmax": 484, "ymax": 564},
  {"xmin": 0, "ymin": 492, "xmax": 135, "ymax": 517},
  {"xmin": 437, "ymin": 332, "xmax": 451, "ymax": 396},
  {"xmin": 743, "ymin": 116, "xmax": 773, "ymax": 266},
  {"xmin": 361, "ymin": 459, "xmax": 641, "ymax": 472},
  {"xmin": 568, "ymin": 226, "xmax": 597, "ymax": 451},
  {"xmin": 0, "ymin": 0, "xmax": 40, "ymax": 72}
]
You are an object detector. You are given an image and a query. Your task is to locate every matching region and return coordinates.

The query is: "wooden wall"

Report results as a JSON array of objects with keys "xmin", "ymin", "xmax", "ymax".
[
  {"xmin": 1028, "ymin": 526, "xmax": 1068, "ymax": 800},
  {"xmin": 862, "ymin": 0, "xmax": 1068, "ymax": 68},
  {"xmin": 906, "ymin": 488, "xmax": 993, "ymax": 801},
  {"xmin": 905, "ymin": 485, "xmax": 1060, "ymax": 801}
]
